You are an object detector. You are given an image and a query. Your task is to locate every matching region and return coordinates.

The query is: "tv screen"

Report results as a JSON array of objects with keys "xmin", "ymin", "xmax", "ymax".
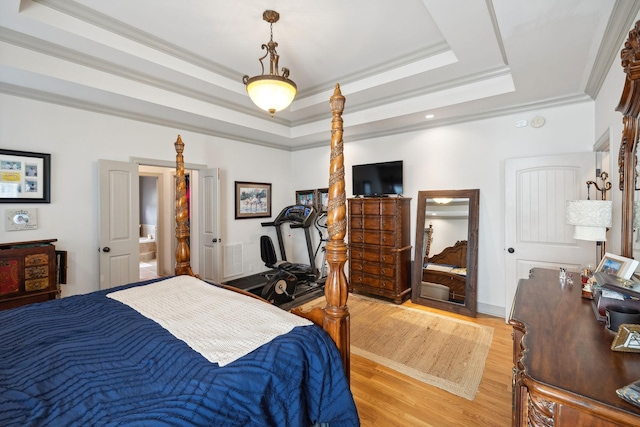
[{"xmin": 352, "ymin": 160, "xmax": 403, "ymax": 196}]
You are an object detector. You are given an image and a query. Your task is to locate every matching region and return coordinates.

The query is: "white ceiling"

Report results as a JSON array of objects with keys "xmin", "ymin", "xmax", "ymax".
[{"xmin": 1, "ymin": 0, "xmax": 638, "ymax": 150}]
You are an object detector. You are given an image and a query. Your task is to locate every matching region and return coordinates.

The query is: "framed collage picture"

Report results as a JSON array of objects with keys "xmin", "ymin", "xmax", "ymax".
[{"xmin": 0, "ymin": 149, "xmax": 51, "ymax": 203}]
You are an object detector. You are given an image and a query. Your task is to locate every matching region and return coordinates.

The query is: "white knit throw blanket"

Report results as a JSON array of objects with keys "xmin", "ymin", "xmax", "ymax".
[{"xmin": 107, "ymin": 275, "xmax": 312, "ymax": 366}]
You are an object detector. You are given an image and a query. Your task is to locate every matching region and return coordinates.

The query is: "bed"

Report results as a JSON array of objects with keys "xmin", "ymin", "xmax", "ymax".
[
  {"xmin": 0, "ymin": 84, "xmax": 357, "ymax": 427},
  {"xmin": 421, "ymin": 240, "xmax": 467, "ymax": 302}
]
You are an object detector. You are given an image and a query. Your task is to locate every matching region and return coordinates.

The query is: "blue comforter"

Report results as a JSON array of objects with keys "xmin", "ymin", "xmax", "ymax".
[{"xmin": 0, "ymin": 281, "xmax": 359, "ymax": 426}]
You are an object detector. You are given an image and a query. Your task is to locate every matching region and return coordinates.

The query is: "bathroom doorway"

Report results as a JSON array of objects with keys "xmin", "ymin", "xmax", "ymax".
[{"xmin": 139, "ymin": 167, "xmax": 167, "ymax": 280}]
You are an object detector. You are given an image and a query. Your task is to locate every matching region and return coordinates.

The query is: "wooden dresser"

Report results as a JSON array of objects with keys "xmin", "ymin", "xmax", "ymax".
[
  {"xmin": 510, "ymin": 268, "xmax": 640, "ymax": 426},
  {"xmin": 0, "ymin": 239, "xmax": 59, "ymax": 310},
  {"xmin": 348, "ymin": 197, "xmax": 411, "ymax": 304}
]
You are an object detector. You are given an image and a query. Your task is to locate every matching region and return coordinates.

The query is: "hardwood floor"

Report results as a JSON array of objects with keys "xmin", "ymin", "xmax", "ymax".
[{"xmin": 350, "ymin": 301, "xmax": 513, "ymax": 427}]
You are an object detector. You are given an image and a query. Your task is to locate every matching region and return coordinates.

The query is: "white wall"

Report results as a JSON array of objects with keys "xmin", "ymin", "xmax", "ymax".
[
  {"xmin": 292, "ymin": 102, "xmax": 596, "ymax": 316},
  {"xmin": 1, "ymin": 13, "xmax": 633, "ymax": 315},
  {"xmin": 0, "ymin": 93, "xmax": 294, "ymax": 297}
]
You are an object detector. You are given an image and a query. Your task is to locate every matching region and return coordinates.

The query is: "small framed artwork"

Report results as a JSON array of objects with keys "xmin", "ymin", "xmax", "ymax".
[
  {"xmin": 296, "ymin": 189, "xmax": 316, "ymax": 208},
  {"xmin": 235, "ymin": 181, "xmax": 271, "ymax": 219},
  {"xmin": 5, "ymin": 208, "xmax": 38, "ymax": 231},
  {"xmin": 0, "ymin": 149, "xmax": 51, "ymax": 203},
  {"xmin": 596, "ymin": 253, "xmax": 639, "ymax": 280},
  {"xmin": 317, "ymin": 188, "xmax": 329, "ymax": 212},
  {"xmin": 611, "ymin": 324, "xmax": 640, "ymax": 353}
]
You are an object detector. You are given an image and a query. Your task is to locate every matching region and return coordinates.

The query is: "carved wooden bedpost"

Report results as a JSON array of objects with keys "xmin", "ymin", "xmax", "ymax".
[
  {"xmin": 174, "ymin": 135, "xmax": 196, "ymax": 277},
  {"xmin": 292, "ymin": 84, "xmax": 351, "ymax": 381},
  {"xmin": 617, "ymin": 21, "xmax": 640, "ymax": 258},
  {"xmin": 324, "ymin": 84, "xmax": 350, "ymax": 380}
]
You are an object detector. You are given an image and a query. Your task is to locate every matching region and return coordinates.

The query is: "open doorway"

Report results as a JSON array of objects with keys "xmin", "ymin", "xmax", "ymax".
[
  {"xmin": 139, "ymin": 173, "xmax": 160, "ymax": 280},
  {"xmin": 138, "ymin": 166, "xmax": 171, "ymax": 280}
]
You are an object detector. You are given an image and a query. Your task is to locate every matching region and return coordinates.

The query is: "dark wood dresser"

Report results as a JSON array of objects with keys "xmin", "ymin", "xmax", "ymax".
[
  {"xmin": 509, "ymin": 268, "xmax": 640, "ymax": 426},
  {"xmin": 0, "ymin": 239, "xmax": 59, "ymax": 310},
  {"xmin": 348, "ymin": 197, "xmax": 411, "ymax": 303}
]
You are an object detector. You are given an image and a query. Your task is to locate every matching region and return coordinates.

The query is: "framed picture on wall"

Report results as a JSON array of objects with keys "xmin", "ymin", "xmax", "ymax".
[
  {"xmin": 317, "ymin": 188, "xmax": 329, "ymax": 212},
  {"xmin": 0, "ymin": 149, "xmax": 51, "ymax": 203},
  {"xmin": 295, "ymin": 189, "xmax": 315, "ymax": 208},
  {"xmin": 235, "ymin": 181, "xmax": 272, "ymax": 219}
]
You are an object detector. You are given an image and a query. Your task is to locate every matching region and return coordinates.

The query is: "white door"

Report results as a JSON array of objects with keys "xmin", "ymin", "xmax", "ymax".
[
  {"xmin": 199, "ymin": 167, "xmax": 221, "ymax": 283},
  {"xmin": 99, "ymin": 160, "xmax": 139, "ymax": 289},
  {"xmin": 505, "ymin": 153, "xmax": 596, "ymax": 318}
]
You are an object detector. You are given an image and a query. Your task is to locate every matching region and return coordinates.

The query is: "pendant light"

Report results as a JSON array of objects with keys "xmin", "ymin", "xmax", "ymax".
[{"xmin": 242, "ymin": 10, "xmax": 297, "ymax": 117}]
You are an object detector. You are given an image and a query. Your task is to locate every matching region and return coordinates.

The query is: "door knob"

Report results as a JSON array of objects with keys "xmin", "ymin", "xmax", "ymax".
[
  {"xmin": 212, "ymin": 238, "xmax": 220, "ymax": 243},
  {"xmin": 508, "ymin": 247, "xmax": 515, "ymax": 253},
  {"xmin": 102, "ymin": 247, "xmax": 111, "ymax": 253}
]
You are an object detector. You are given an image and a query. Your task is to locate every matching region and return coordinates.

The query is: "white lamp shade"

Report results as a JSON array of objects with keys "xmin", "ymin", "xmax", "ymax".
[
  {"xmin": 245, "ymin": 77, "xmax": 297, "ymax": 114},
  {"xmin": 565, "ymin": 200, "xmax": 612, "ymax": 241}
]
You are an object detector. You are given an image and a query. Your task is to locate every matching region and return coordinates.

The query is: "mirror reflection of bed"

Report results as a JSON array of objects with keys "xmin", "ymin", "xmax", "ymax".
[
  {"xmin": 412, "ymin": 189, "xmax": 479, "ymax": 317},
  {"xmin": 422, "ymin": 239, "xmax": 468, "ymax": 303}
]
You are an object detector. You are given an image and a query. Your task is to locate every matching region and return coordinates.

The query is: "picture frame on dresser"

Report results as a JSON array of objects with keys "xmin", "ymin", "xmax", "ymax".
[
  {"xmin": 596, "ymin": 253, "xmax": 638, "ymax": 280},
  {"xmin": 0, "ymin": 149, "xmax": 51, "ymax": 203}
]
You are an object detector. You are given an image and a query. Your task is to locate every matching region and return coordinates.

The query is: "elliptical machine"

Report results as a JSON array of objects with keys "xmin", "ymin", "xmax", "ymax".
[{"xmin": 260, "ymin": 204, "xmax": 319, "ymax": 305}]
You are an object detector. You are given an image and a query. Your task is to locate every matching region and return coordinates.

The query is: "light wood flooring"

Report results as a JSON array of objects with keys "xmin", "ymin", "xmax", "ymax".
[{"xmin": 350, "ymin": 300, "xmax": 513, "ymax": 427}]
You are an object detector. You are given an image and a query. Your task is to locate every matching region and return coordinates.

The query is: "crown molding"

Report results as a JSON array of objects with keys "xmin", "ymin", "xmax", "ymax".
[{"xmin": 584, "ymin": 0, "xmax": 640, "ymax": 99}]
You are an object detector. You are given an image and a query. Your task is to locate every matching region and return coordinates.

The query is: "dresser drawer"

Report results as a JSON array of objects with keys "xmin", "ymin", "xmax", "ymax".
[
  {"xmin": 379, "ymin": 250, "xmax": 396, "ymax": 264},
  {"xmin": 362, "ymin": 230, "xmax": 396, "ymax": 247},
  {"xmin": 378, "ymin": 264, "xmax": 396, "ymax": 278},
  {"xmin": 362, "ymin": 202, "xmax": 381, "ymax": 215},
  {"xmin": 380, "ymin": 199, "xmax": 400, "ymax": 215},
  {"xmin": 351, "ymin": 260, "xmax": 381, "ymax": 276},
  {"xmin": 350, "ymin": 246, "xmax": 380, "ymax": 263},
  {"xmin": 350, "ymin": 200, "xmax": 363, "ymax": 215},
  {"xmin": 350, "ymin": 272, "xmax": 393, "ymax": 290},
  {"xmin": 350, "ymin": 216, "xmax": 363, "ymax": 230},
  {"xmin": 350, "ymin": 216, "xmax": 382, "ymax": 230},
  {"xmin": 379, "ymin": 216, "xmax": 396, "ymax": 231}
]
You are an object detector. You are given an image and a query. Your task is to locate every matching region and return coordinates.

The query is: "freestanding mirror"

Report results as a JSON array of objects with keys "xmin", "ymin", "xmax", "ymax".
[{"xmin": 411, "ymin": 189, "xmax": 479, "ymax": 316}]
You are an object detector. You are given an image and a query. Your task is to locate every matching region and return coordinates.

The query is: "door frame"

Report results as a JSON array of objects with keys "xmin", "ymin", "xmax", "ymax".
[{"xmin": 131, "ymin": 157, "xmax": 208, "ymax": 275}]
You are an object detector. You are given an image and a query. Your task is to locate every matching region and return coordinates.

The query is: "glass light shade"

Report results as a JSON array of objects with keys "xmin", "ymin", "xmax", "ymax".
[
  {"xmin": 433, "ymin": 198, "xmax": 453, "ymax": 204},
  {"xmin": 565, "ymin": 200, "xmax": 613, "ymax": 241},
  {"xmin": 245, "ymin": 76, "xmax": 297, "ymax": 115}
]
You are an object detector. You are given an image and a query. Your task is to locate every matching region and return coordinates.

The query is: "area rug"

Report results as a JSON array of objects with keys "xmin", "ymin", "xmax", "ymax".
[{"xmin": 299, "ymin": 294, "xmax": 494, "ymax": 400}]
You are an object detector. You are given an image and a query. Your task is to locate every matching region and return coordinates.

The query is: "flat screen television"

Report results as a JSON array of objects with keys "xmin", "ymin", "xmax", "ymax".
[{"xmin": 352, "ymin": 160, "xmax": 403, "ymax": 196}]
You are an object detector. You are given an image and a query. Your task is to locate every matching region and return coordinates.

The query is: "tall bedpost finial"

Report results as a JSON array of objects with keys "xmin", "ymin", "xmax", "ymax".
[
  {"xmin": 324, "ymin": 83, "xmax": 350, "ymax": 380},
  {"xmin": 174, "ymin": 135, "xmax": 197, "ymax": 277},
  {"xmin": 290, "ymin": 84, "xmax": 350, "ymax": 381}
]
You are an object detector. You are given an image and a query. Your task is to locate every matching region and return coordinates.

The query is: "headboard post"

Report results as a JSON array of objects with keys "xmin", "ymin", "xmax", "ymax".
[{"xmin": 174, "ymin": 135, "xmax": 196, "ymax": 277}]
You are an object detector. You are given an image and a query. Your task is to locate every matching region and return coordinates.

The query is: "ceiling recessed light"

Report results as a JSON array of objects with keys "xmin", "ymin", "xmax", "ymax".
[{"xmin": 425, "ymin": 114, "xmax": 435, "ymax": 119}]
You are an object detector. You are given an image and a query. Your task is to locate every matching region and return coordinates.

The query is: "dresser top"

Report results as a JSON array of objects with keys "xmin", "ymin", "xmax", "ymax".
[
  {"xmin": 0, "ymin": 239, "xmax": 57, "ymax": 250},
  {"xmin": 510, "ymin": 268, "xmax": 640, "ymax": 416}
]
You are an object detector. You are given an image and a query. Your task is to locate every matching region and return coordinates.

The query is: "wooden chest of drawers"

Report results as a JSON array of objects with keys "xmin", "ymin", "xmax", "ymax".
[
  {"xmin": 0, "ymin": 239, "xmax": 59, "ymax": 310},
  {"xmin": 348, "ymin": 197, "xmax": 411, "ymax": 303}
]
